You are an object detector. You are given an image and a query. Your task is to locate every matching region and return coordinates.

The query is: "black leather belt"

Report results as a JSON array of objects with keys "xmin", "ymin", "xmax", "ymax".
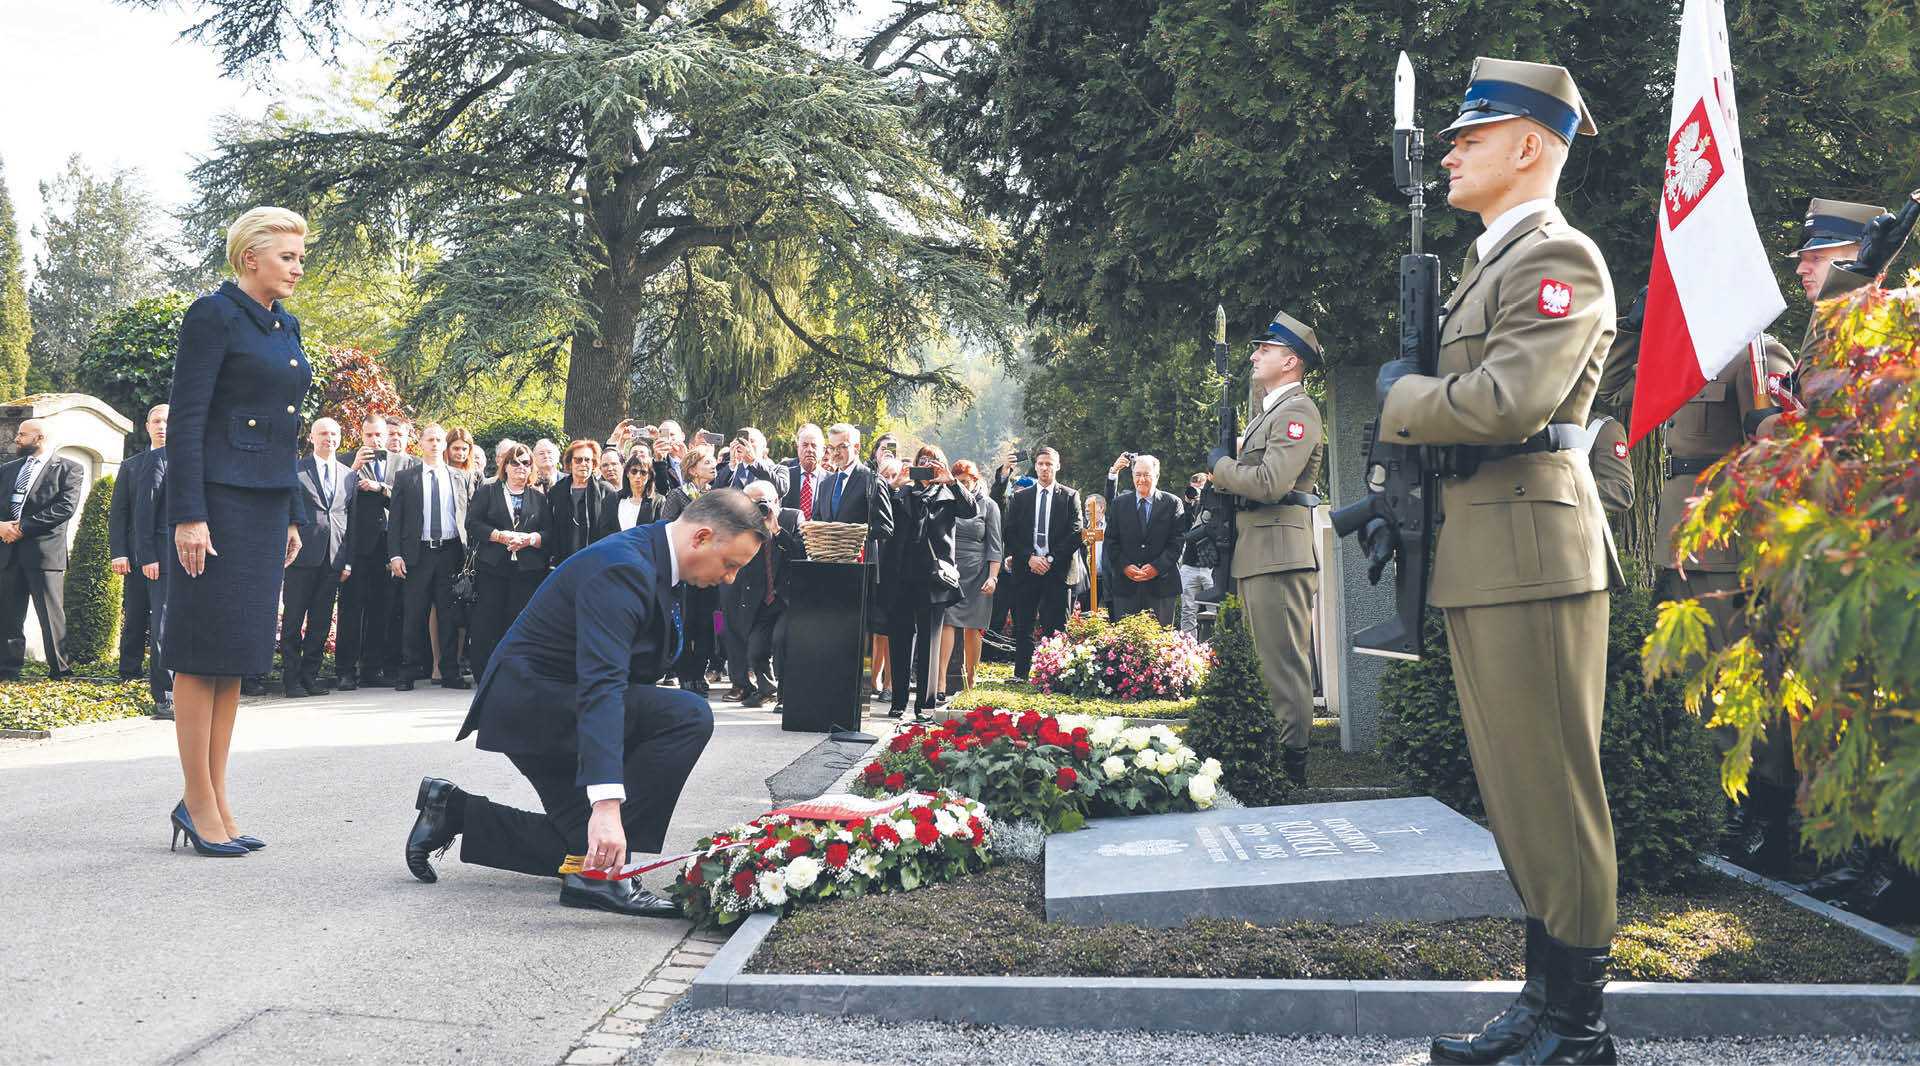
[
  {"xmin": 421, "ymin": 538, "xmax": 458, "ymax": 550},
  {"xmin": 1242, "ymin": 490, "xmax": 1322, "ymax": 512},
  {"xmin": 1665, "ymin": 455, "xmax": 1716, "ymax": 479},
  {"xmin": 1482, "ymin": 424, "xmax": 1581, "ymax": 461}
]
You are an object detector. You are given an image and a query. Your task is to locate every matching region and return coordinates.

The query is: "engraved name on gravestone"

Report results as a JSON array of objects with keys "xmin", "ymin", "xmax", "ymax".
[{"xmin": 1044, "ymin": 796, "xmax": 1522, "ymax": 928}]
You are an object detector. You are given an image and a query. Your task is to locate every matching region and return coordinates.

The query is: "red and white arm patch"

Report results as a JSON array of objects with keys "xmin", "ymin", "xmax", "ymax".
[
  {"xmin": 1285, "ymin": 421, "xmax": 1306, "ymax": 441},
  {"xmin": 1612, "ymin": 440, "xmax": 1630, "ymax": 461},
  {"xmin": 1537, "ymin": 278, "xmax": 1574, "ymax": 318}
]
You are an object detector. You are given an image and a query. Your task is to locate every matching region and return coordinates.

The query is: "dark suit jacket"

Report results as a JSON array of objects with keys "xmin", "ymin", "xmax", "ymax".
[
  {"xmin": 651, "ymin": 456, "xmax": 684, "ymax": 495},
  {"xmin": 814, "ymin": 462, "xmax": 894, "ymax": 539},
  {"xmin": 387, "ymin": 463, "xmax": 475, "ymax": 566},
  {"xmin": 467, "ymin": 479, "xmax": 553, "ymax": 574},
  {"xmin": 292, "ymin": 455, "xmax": 356, "ymax": 569},
  {"xmin": 1102, "ymin": 482, "xmax": 1184, "ymax": 598},
  {"xmin": 544, "ymin": 478, "xmax": 619, "ymax": 566},
  {"xmin": 165, "ymin": 281, "xmax": 314, "ymax": 526},
  {"xmin": 344, "ymin": 452, "xmax": 400, "ymax": 559},
  {"xmin": 0, "ymin": 454, "xmax": 84, "ymax": 571},
  {"xmin": 128, "ymin": 448, "xmax": 170, "ymax": 570},
  {"xmin": 109, "ymin": 449, "xmax": 164, "ymax": 563},
  {"xmin": 714, "ymin": 458, "xmax": 790, "ymax": 498},
  {"xmin": 725, "ymin": 508, "xmax": 806, "ymax": 615},
  {"xmin": 893, "ymin": 483, "xmax": 978, "ymax": 598},
  {"xmin": 458, "ymin": 522, "xmax": 682, "ymax": 787},
  {"xmin": 1003, "ymin": 482, "xmax": 1082, "ymax": 585},
  {"xmin": 780, "ymin": 463, "xmax": 830, "ymax": 513}
]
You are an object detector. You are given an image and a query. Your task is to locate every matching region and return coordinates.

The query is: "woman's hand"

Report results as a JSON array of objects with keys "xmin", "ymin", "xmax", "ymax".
[
  {"xmin": 284, "ymin": 525, "xmax": 302, "ymax": 568},
  {"xmin": 926, "ymin": 460, "xmax": 952, "ymax": 485},
  {"xmin": 175, "ymin": 521, "xmax": 216, "ymax": 578},
  {"xmin": 981, "ymin": 575, "xmax": 998, "ymax": 595}
]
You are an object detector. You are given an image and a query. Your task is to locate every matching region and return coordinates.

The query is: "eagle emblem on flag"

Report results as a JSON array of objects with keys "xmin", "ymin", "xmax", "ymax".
[{"xmin": 1661, "ymin": 99, "xmax": 1726, "ymax": 228}]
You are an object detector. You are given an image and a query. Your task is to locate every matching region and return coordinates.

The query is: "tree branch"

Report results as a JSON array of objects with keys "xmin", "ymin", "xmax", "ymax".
[
  {"xmin": 503, "ymin": 0, "xmax": 617, "ymax": 39},
  {"xmin": 859, "ymin": 3, "xmax": 940, "ymax": 70},
  {"xmin": 732, "ymin": 257, "xmax": 952, "ymax": 391},
  {"xmin": 411, "ymin": 55, "xmax": 541, "ymax": 148}
]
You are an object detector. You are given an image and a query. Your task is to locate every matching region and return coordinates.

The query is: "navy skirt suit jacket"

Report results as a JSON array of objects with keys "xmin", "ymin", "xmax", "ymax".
[{"xmin": 162, "ymin": 281, "xmax": 314, "ymax": 675}]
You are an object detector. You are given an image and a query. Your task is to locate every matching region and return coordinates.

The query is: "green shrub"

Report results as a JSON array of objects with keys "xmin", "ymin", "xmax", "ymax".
[
  {"xmin": 1183, "ymin": 597, "xmax": 1293, "ymax": 806},
  {"xmin": 74, "ymin": 293, "xmax": 189, "ymax": 450},
  {"xmin": 476, "ymin": 414, "xmax": 566, "ymax": 457},
  {"xmin": 63, "ymin": 474, "xmax": 121, "ymax": 666},
  {"xmin": 952, "ymin": 679, "xmax": 1195, "ymax": 720},
  {"xmin": 1380, "ymin": 590, "xmax": 1723, "ymax": 890},
  {"xmin": 0, "ymin": 677, "xmax": 149, "ymax": 731}
]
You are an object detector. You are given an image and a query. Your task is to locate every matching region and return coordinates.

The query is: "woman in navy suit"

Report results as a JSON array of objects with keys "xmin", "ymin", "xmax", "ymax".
[{"xmin": 164, "ymin": 207, "xmax": 314, "ymax": 857}]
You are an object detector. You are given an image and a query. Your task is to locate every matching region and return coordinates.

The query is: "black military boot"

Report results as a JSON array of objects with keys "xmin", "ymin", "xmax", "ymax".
[
  {"xmin": 1283, "ymin": 747, "xmax": 1308, "ymax": 789},
  {"xmin": 1431, "ymin": 917, "xmax": 1548, "ymax": 1063},
  {"xmin": 1834, "ymin": 851, "xmax": 1920, "ymax": 925},
  {"xmin": 1499, "ymin": 937, "xmax": 1615, "ymax": 1065},
  {"xmin": 1730, "ymin": 782, "xmax": 1794, "ymax": 879}
]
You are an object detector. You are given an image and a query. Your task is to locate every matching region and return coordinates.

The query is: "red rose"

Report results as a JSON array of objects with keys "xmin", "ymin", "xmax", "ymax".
[
  {"xmin": 786, "ymin": 836, "xmax": 813, "ymax": 858},
  {"xmin": 914, "ymin": 822, "xmax": 940, "ymax": 846},
  {"xmin": 884, "ymin": 771, "xmax": 906, "ymax": 791},
  {"xmin": 825, "ymin": 842, "xmax": 850, "ymax": 868},
  {"xmin": 889, "ymin": 734, "xmax": 912, "ymax": 753},
  {"xmin": 921, "ymin": 737, "xmax": 942, "ymax": 756},
  {"xmin": 849, "ymin": 818, "xmax": 869, "ymax": 831},
  {"xmin": 863, "ymin": 761, "xmax": 887, "ymax": 783},
  {"xmin": 1055, "ymin": 767, "xmax": 1078, "ymax": 790},
  {"xmin": 1017, "ymin": 711, "xmax": 1041, "ymax": 736},
  {"xmin": 753, "ymin": 836, "xmax": 781, "ymax": 853},
  {"xmin": 1071, "ymin": 726, "xmax": 1089, "ymax": 740},
  {"xmin": 873, "ymin": 823, "xmax": 901, "ymax": 846},
  {"xmin": 927, "ymin": 748, "xmax": 943, "ymax": 767},
  {"xmin": 1073, "ymin": 740, "xmax": 1092, "ymax": 759},
  {"xmin": 731, "ymin": 869, "xmax": 756, "ymax": 897},
  {"xmin": 911, "ymin": 805, "xmax": 935, "ymax": 823},
  {"xmin": 684, "ymin": 862, "xmax": 705, "ymax": 886}
]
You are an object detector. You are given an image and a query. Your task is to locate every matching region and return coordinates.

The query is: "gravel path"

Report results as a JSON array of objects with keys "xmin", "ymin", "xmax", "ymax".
[{"xmin": 621, "ymin": 1005, "xmax": 1920, "ymax": 1066}]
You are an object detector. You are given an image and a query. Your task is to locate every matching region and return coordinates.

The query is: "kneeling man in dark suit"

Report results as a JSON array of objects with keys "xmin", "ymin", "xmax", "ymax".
[{"xmin": 403, "ymin": 488, "xmax": 768, "ymax": 916}]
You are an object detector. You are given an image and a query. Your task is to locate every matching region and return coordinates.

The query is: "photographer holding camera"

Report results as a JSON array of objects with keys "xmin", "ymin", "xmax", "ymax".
[{"xmin": 883, "ymin": 444, "xmax": 976, "ymax": 721}]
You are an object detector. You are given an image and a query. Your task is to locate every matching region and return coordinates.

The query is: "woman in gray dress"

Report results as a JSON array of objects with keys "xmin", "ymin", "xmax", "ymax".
[{"xmin": 936, "ymin": 459, "xmax": 1002, "ymax": 702}]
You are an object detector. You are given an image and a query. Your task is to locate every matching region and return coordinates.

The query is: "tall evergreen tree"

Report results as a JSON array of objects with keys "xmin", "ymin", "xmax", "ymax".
[
  {"xmin": 0, "ymin": 158, "xmax": 29, "ymax": 400},
  {"xmin": 137, "ymin": 0, "xmax": 1013, "ymax": 437},
  {"xmin": 27, "ymin": 157, "xmax": 177, "ymax": 391}
]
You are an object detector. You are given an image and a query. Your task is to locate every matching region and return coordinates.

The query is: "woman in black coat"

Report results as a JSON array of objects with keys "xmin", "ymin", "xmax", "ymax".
[
  {"xmin": 615, "ymin": 447, "xmax": 666, "ymax": 530},
  {"xmin": 163, "ymin": 207, "xmax": 315, "ymax": 857},
  {"xmin": 466, "ymin": 443, "xmax": 551, "ymax": 678},
  {"xmin": 887, "ymin": 444, "xmax": 976, "ymax": 720}
]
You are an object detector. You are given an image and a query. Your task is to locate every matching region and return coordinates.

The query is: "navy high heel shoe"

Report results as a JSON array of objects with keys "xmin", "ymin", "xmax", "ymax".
[
  {"xmin": 231, "ymin": 835, "xmax": 266, "ymax": 851},
  {"xmin": 170, "ymin": 801, "xmax": 248, "ymax": 857}
]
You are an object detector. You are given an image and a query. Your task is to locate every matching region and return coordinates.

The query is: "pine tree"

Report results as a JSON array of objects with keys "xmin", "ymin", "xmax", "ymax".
[
  {"xmin": 64, "ymin": 475, "xmax": 121, "ymax": 667},
  {"xmin": 0, "ymin": 156, "xmax": 30, "ymax": 400},
  {"xmin": 1184, "ymin": 598, "xmax": 1293, "ymax": 807}
]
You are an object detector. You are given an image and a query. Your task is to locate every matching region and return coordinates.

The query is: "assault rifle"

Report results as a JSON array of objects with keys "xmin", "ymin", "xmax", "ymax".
[
  {"xmin": 1328, "ymin": 51, "xmax": 1440, "ymax": 661},
  {"xmin": 1193, "ymin": 303, "xmax": 1238, "ymax": 604}
]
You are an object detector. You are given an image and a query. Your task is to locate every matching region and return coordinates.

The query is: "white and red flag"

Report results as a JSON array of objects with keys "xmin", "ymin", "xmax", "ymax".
[{"xmin": 1629, "ymin": 0, "xmax": 1786, "ymax": 444}]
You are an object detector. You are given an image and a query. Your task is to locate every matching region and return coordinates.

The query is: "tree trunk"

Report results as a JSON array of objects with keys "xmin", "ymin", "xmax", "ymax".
[{"xmin": 563, "ymin": 267, "xmax": 640, "ymax": 440}]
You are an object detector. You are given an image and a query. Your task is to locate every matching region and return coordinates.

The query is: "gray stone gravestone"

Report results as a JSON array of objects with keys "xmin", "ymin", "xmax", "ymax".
[{"xmin": 1044, "ymin": 796, "xmax": 1521, "ymax": 928}]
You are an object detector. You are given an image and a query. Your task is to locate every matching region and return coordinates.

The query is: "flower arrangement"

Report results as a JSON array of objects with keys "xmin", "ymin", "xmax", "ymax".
[
  {"xmin": 1029, "ymin": 611, "xmax": 1212, "ymax": 701},
  {"xmin": 856, "ymin": 705, "xmax": 1224, "ymax": 832},
  {"xmin": 668, "ymin": 790, "xmax": 993, "ymax": 928}
]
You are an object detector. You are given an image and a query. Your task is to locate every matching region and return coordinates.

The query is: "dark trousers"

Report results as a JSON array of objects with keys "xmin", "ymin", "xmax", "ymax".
[
  {"xmin": 401, "ymin": 544, "xmax": 463, "ymax": 681},
  {"xmin": 0, "ymin": 563, "xmax": 66, "ymax": 675},
  {"xmin": 335, "ymin": 554, "xmax": 392, "ymax": 679},
  {"xmin": 280, "ymin": 565, "xmax": 342, "ymax": 683},
  {"xmin": 459, "ymin": 685, "xmax": 714, "ymax": 877},
  {"xmin": 1110, "ymin": 584, "xmax": 1177, "ymax": 627},
  {"xmin": 888, "ymin": 594, "xmax": 945, "ymax": 712},
  {"xmin": 118, "ymin": 569, "xmax": 151, "ymax": 678},
  {"xmin": 387, "ymin": 571, "xmax": 413, "ymax": 676},
  {"xmin": 1010, "ymin": 574, "xmax": 1069, "ymax": 679},
  {"xmin": 726, "ymin": 601, "xmax": 782, "ymax": 697},
  {"xmin": 675, "ymin": 586, "xmax": 717, "ymax": 692},
  {"xmin": 142, "ymin": 572, "xmax": 171, "ymax": 704},
  {"xmin": 470, "ymin": 567, "xmax": 543, "ymax": 680}
]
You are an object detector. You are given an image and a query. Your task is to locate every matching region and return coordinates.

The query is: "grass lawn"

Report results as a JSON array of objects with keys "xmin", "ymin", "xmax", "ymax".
[
  {"xmin": 750, "ymin": 859, "xmax": 1910, "ymax": 985},
  {"xmin": 0, "ymin": 674, "xmax": 152, "ymax": 732}
]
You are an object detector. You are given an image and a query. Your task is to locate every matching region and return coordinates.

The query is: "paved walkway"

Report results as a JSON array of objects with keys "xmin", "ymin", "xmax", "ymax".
[{"xmin": 0, "ymin": 684, "xmax": 829, "ymax": 1065}]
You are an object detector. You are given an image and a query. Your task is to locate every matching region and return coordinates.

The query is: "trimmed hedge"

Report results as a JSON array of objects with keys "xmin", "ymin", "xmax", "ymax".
[
  {"xmin": 949, "ymin": 678, "xmax": 1195, "ymax": 720},
  {"xmin": 0, "ymin": 677, "xmax": 149, "ymax": 731},
  {"xmin": 1183, "ymin": 597, "xmax": 1293, "ymax": 807},
  {"xmin": 63, "ymin": 474, "xmax": 120, "ymax": 666},
  {"xmin": 1379, "ymin": 589, "xmax": 1723, "ymax": 890}
]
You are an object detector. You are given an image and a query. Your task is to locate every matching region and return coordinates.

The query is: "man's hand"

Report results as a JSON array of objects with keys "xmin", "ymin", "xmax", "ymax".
[
  {"xmin": 0, "ymin": 520, "xmax": 20, "ymax": 543},
  {"xmin": 1110, "ymin": 454, "xmax": 1132, "ymax": 475},
  {"xmin": 111, "ymin": 557, "xmax": 131, "ymax": 576},
  {"xmin": 1028, "ymin": 556, "xmax": 1051, "ymax": 576},
  {"xmin": 389, "ymin": 557, "xmax": 407, "ymax": 579},
  {"xmin": 357, "ymin": 475, "xmax": 383, "ymax": 492},
  {"xmin": 1376, "ymin": 357, "xmax": 1420, "ymax": 405},
  {"xmin": 349, "ymin": 446, "xmax": 376, "ymax": 472},
  {"xmin": 1136, "ymin": 563, "xmax": 1158, "ymax": 582},
  {"xmin": 1360, "ymin": 518, "xmax": 1395, "ymax": 585},
  {"xmin": 284, "ymin": 526, "xmax": 301, "ymax": 568},
  {"xmin": 586, "ymin": 799, "xmax": 627, "ymax": 872},
  {"xmin": 142, "ymin": 562, "xmax": 160, "ymax": 581}
]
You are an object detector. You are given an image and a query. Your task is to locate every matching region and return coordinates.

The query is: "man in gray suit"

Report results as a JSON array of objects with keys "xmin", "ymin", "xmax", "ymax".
[
  {"xmin": 0, "ymin": 419, "xmax": 84, "ymax": 680},
  {"xmin": 281, "ymin": 418, "xmax": 358, "ymax": 697}
]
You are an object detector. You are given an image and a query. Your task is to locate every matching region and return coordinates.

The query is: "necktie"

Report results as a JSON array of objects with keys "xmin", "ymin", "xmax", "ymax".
[
  {"xmin": 830, "ymin": 472, "xmax": 846, "ymax": 517},
  {"xmin": 798, "ymin": 471, "xmax": 814, "ymax": 517},
  {"xmin": 763, "ymin": 541, "xmax": 776, "ymax": 605},
  {"xmin": 11, "ymin": 457, "xmax": 37, "ymax": 518},
  {"xmin": 1036, "ymin": 488, "xmax": 1050, "ymax": 554},
  {"xmin": 1139, "ymin": 494, "xmax": 1150, "ymax": 528},
  {"xmin": 670, "ymin": 595, "xmax": 685, "ymax": 660},
  {"xmin": 428, "ymin": 469, "xmax": 443, "ymax": 541},
  {"xmin": 318, "ymin": 463, "xmax": 333, "ymax": 509}
]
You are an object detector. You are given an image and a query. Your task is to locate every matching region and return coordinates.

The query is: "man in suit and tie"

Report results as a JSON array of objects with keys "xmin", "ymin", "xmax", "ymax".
[
  {"xmin": 724, "ymin": 481, "xmax": 807, "ymax": 706},
  {"xmin": 1002, "ymin": 446, "xmax": 1081, "ymax": 681},
  {"xmin": 715, "ymin": 427, "xmax": 790, "ymax": 499},
  {"xmin": 110, "ymin": 404, "xmax": 169, "ymax": 704},
  {"xmin": 281, "ymin": 417, "xmax": 358, "ymax": 698},
  {"xmin": 336, "ymin": 413, "xmax": 394, "ymax": 690},
  {"xmin": 1102, "ymin": 453, "xmax": 1185, "ymax": 625},
  {"xmin": 781, "ymin": 423, "xmax": 829, "ymax": 517},
  {"xmin": 404, "ymin": 489, "xmax": 768, "ymax": 916},
  {"xmin": 0, "ymin": 419, "xmax": 84, "ymax": 680},
  {"xmin": 388, "ymin": 423, "xmax": 474, "ymax": 692},
  {"xmin": 381, "ymin": 417, "xmax": 422, "ymax": 685},
  {"xmin": 128, "ymin": 409, "xmax": 174, "ymax": 716}
]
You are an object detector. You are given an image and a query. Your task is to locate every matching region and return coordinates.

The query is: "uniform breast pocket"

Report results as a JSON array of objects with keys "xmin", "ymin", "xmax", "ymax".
[
  {"xmin": 1438, "ymin": 302, "xmax": 1489, "ymax": 373},
  {"xmin": 1467, "ymin": 465, "xmax": 1588, "ymax": 590},
  {"xmin": 1248, "ymin": 510, "xmax": 1309, "ymax": 567},
  {"xmin": 1682, "ymin": 380, "xmax": 1738, "ymax": 440},
  {"xmin": 227, "ymin": 414, "xmax": 272, "ymax": 452}
]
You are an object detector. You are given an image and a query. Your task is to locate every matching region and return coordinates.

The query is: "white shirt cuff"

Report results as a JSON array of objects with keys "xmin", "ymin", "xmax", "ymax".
[{"xmin": 585, "ymin": 784, "xmax": 626, "ymax": 804}]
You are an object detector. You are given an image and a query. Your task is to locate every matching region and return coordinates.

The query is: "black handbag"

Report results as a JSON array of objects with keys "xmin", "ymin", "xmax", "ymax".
[{"xmin": 451, "ymin": 550, "xmax": 479, "ymax": 607}]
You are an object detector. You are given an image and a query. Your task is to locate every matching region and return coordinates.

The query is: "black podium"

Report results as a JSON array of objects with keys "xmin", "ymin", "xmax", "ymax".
[{"xmin": 780, "ymin": 560, "xmax": 868, "ymax": 733}]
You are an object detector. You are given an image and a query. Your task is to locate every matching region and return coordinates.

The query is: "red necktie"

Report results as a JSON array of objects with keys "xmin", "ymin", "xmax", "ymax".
[{"xmin": 798, "ymin": 471, "xmax": 814, "ymax": 517}]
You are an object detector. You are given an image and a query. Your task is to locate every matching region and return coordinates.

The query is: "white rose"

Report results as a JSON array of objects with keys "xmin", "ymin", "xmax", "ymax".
[
  {"xmin": 756, "ymin": 869, "xmax": 789, "ymax": 905},
  {"xmin": 1122, "ymin": 727, "xmax": 1152, "ymax": 751},
  {"xmin": 934, "ymin": 810, "xmax": 962, "ymax": 838},
  {"xmin": 1200, "ymin": 757, "xmax": 1223, "ymax": 780},
  {"xmin": 1155, "ymin": 750, "xmax": 1181, "ymax": 774},
  {"xmin": 1188, "ymin": 775, "xmax": 1217, "ymax": 808},
  {"xmin": 1134, "ymin": 749, "xmax": 1157, "ymax": 770},
  {"xmin": 1102, "ymin": 755, "xmax": 1128, "ymax": 778},
  {"xmin": 1089, "ymin": 717, "xmax": 1124, "ymax": 744},
  {"xmin": 1150, "ymin": 725, "xmax": 1177, "ymax": 747},
  {"xmin": 784, "ymin": 854, "xmax": 822, "ymax": 892}
]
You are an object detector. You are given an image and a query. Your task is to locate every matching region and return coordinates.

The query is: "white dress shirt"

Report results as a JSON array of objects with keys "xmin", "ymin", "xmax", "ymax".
[
  {"xmin": 586, "ymin": 529, "xmax": 683, "ymax": 806},
  {"xmin": 1032, "ymin": 483, "xmax": 1056, "ymax": 556},
  {"xmin": 1475, "ymin": 197, "xmax": 1556, "ymax": 260},
  {"xmin": 417, "ymin": 461, "xmax": 458, "ymax": 542},
  {"xmin": 1263, "ymin": 380, "xmax": 1303, "ymax": 412}
]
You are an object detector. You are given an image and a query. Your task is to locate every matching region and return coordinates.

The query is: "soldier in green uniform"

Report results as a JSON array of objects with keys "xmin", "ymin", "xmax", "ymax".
[
  {"xmin": 1208, "ymin": 310, "xmax": 1323, "ymax": 788},
  {"xmin": 1370, "ymin": 59, "xmax": 1621, "ymax": 1064},
  {"xmin": 1584, "ymin": 415, "xmax": 1632, "ymax": 516}
]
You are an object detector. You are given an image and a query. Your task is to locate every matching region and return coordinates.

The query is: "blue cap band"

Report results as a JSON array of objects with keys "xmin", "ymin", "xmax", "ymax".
[
  {"xmin": 1458, "ymin": 79, "xmax": 1581, "ymax": 142},
  {"xmin": 1805, "ymin": 213, "xmax": 1870, "ymax": 242},
  {"xmin": 1260, "ymin": 319, "xmax": 1316, "ymax": 363}
]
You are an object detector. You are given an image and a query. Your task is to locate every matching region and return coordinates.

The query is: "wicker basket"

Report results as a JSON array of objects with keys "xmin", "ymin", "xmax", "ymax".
[{"xmin": 800, "ymin": 521, "xmax": 869, "ymax": 562}]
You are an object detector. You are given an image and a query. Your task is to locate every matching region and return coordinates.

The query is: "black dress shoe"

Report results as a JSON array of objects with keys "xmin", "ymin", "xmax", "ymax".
[
  {"xmin": 724, "ymin": 687, "xmax": 748, "ymax": 702},
  {"xmin": 1283, "ymin": 747, "xmax": 1309, "ymax": 788},
  {"xmin": 151, "ymin": 701, "xmax": 175, "ymax": 721},
  {"xmin": 741, "ymin": 691, "xmax": 766, "ymax": 708},
  {"xmin": 406, "ymin": 777, "xmax": 460, "ymax": 884},
  {"xmin": 46, "ymin": 670, "xmax": 75, "ymax": 681},
  {"xmin": 305, "ymin": 675, "xmax": 334, "ymax": 694},
  {"xmin": 0, "ymin": 672, "xmax": 20, "ymax": 682},
  {"xmin": 395, "ymin": 678, "xmax": 416, "ymax": 692},
  {"xmin": 1792, "ymin": 863, "xmax": 1866, "ymax": 901},
  {"xmin": 337, "ymin": 676, "xmax": 360, "ymax": 692},
  {"xmin": 558, "ymin": 874, "xmax": 682, "ymax": 917},
  {"xmin": 240, "ymin": 677, "xmax": 268, "ymax": 697},
  {"xmin": 283, "ymin": 678, "xmax": 311, "ymax": 699},
  {"xmin": 440, "ymin": 676, "xmax": 471, "ymax": 690}
]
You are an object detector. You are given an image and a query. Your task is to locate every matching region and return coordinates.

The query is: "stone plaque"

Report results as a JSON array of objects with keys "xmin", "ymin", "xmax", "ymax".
[{"xmin": 1043, "ymin": 796, "xmax": 1522, "ymax": 928}]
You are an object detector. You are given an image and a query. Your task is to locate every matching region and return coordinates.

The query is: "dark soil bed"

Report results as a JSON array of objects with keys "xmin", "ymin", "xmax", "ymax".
[{"xmin": 750, "ymin": 860, "xmax": 1909, "ymax": 985}]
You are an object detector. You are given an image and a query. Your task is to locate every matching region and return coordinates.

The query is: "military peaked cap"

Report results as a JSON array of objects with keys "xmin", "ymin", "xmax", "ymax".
[
  {"xmin": 1255, "ymin": 309, "xmax": 1323, "ymax": 371},
  {"xmin": 1785, "ymin": 197, "xmax": 1885, "ymax": 257},
  {"xmin": 1442, "ymin": 57, "xmax": 1597, "ymax": 144}
]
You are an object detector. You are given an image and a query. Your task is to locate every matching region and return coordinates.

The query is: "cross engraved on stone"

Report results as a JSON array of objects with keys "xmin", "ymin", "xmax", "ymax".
[{"xmin": 1375, "ymin": 825, "xmax": 1430, "ymax": 836}]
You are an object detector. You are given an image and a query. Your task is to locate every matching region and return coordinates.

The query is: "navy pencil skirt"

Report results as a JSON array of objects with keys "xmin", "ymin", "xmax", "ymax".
[{"xmin": 163, "ymin": 484, "xmax": 292, "ymax": 677}]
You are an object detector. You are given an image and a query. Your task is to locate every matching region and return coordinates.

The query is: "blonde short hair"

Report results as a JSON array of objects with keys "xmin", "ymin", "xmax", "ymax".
[{"xmin": 226, "ymin": 207, "xmax": 308, "ymax": 276}]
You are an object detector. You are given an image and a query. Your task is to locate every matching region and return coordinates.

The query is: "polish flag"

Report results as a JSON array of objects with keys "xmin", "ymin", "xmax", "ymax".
[{"xmin": 1628, "ymin": 0, "xmax": 1786, "ymax": 445}]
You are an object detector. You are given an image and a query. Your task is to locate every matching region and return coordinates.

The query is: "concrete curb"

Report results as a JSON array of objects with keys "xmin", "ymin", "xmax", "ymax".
[
  {"xmin": 1701, "ymin": 855, "xmax": 1917, "ymax": 957},
  {"xmin": 689, "ymin": 912, "xmax": 1920, "ymax": 1039}
]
